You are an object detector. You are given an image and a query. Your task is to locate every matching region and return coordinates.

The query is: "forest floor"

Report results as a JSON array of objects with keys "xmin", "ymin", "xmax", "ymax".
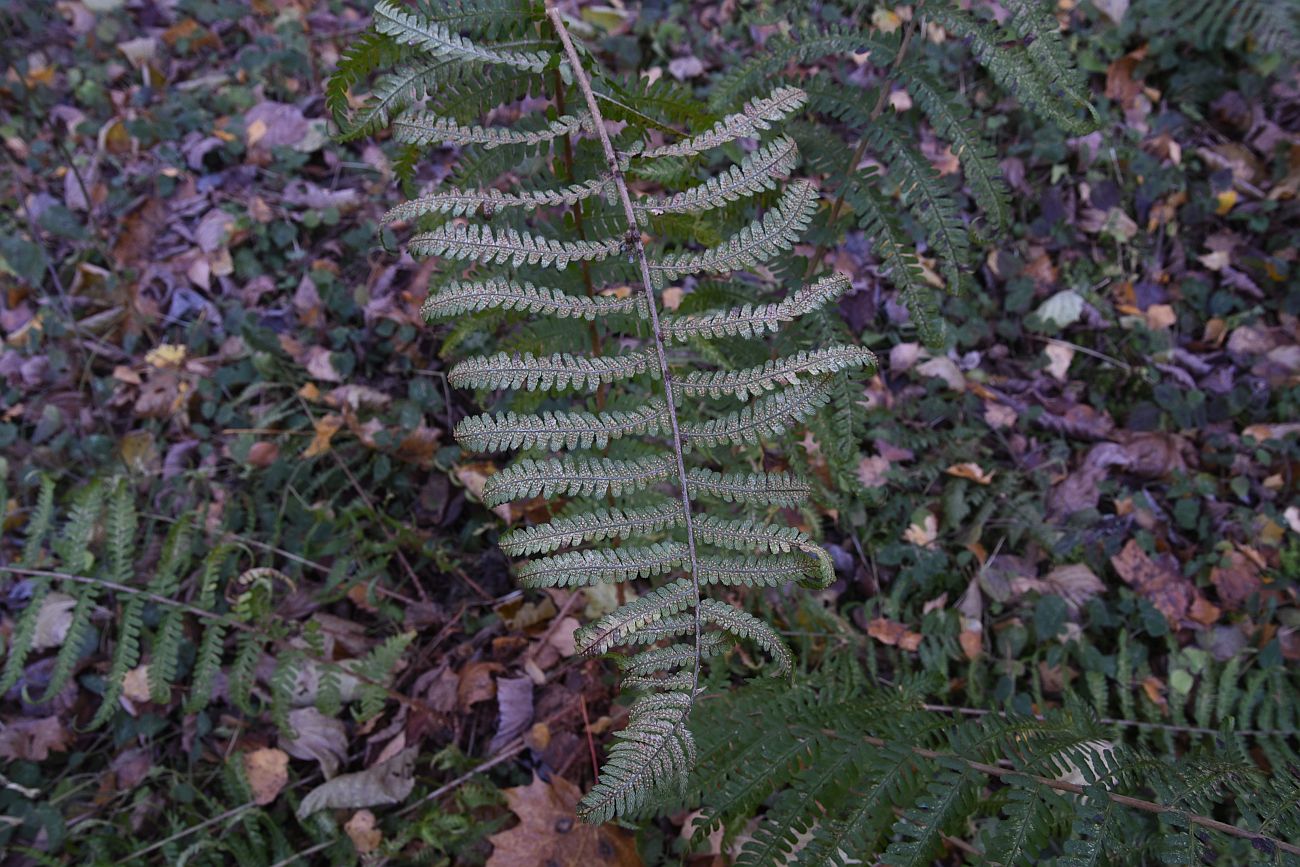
[{"xmin": 1, "ymin": 0, "xmax": 1297, "ymax": 864}]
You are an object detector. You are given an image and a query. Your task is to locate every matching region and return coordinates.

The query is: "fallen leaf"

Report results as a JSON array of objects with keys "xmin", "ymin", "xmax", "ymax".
[
  {"xmin": 903, "ymin": 513, "xmax": 938, "ymax": 548},
  {"xmin": 984, "ymin": 402, "xmax": 1017, "ymax": 429},
  {"xmin": 304, "ymin": 346, "xmax": 343, "ymax": 382},
  {"xmin": 32, "ymin": 591, "xmax": 77, "ymax": 651},
  {"xmin": 1034, "ymin": 290, "xmax": 1084, "ymax": 330},
  {"xmin": 458, "ymin": 661, "xmax": 504, "ymax": 709},
  {"xmin": 345, "ymin": 810, "xmax": 382, "ymax": 855},
  {"xmin": 1243, "ymin": 422, "xmax": 1300, "ymax": 442},
  {"xmin": 243, "ymin": 748, "xmax": 290, "ymax": 806},
  {"xmin": 944, "ymin": 462, "xmax": 995, "ymax": 485},
  {"xmin": 867, "ymin": 617, "xmax": 924, "ymax": 651},
  {"xmin": 1041, "ymin": 564, "xmax": 1106, "ymax": 610},
  {"xmin": 1215, "ymin": 189, "xmax": 1238, "ymax": 215},
  {"xmin": 871, "ymin": 6, "xmax": 902, "ymax": 32},
  {"xmin": 1141, "ymin": 675, "xmax": 1167, "ymax": 710},
  {"xmin": 1044, "ymin": 342, "xmax": 1074, "ymax": 380},
  {"xmin": 487, "ymin": 773, "xmax": 642, "ymax": 867},
  {"xmin": 281, "ymin": 707, "xmax": 348, "ymax": 778},
  {"xmin": 145, "ymin": 344, "xmax": 188, "ymax": 369},
  {"xmin": 1145, "ymin": 304, "xmax": 1177, "ymax": 330},
  {"xmin": 916, "ymin": 356, "xmax": 965, "ymax": 390},
  {"xmin": 1210, "ymin": 550, "xmax": 1261, "ymax": 610},
  {"xmin": 122, "ymin": 665, "xmax": 152, "ymax": 703},
  {"xmin": 303, "ymin": 414, "xmax": 344, "ymax": 458},
  {"xmin": 856, "ymin": 454, "xmax": 891, "ymax": 488},
  {"xmin": 489, "ymin": 675, "xmax": 534, "ymax": 754},
  {"xmin": 1189, "ymin": 596, "xmax": 1222, "ymax": 626},
  {"xmin": 0, "ymin": 716, "xmax": 70, "ymax": 760},
  {"xmin": 1111, "ymin": 539, "xmax": 1198, "ymax": 627},
  {"xmin": 247, "ymin": 441, "xmax": 280, "ymax": 467},
  {"xmin": 296, "ymin": 747, "xmax": 419, "ymax": 819}
]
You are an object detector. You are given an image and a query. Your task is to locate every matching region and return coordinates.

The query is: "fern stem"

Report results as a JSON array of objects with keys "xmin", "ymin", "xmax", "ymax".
[
  {"xmin": 804, "ymin": 12, "xmax": 920, "ymax": 281},
  {"xmin": 544, "ymin": 5, "xmax": 704, "ymax": 697}
]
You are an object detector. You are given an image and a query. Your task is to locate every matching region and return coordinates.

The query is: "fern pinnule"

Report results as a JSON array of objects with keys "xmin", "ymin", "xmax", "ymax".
[
  {"xmin": 449, "ymin": 348, "xmax": 659, "ymax": 392},
  {"xmin": 482, "ymin": 455, "xmax": 675, "ymax": 505},
  {"xmin": 371, "ymin": 0, "xmax": 552, "ymax": 72},
  {"xmin": 454, "ymin": 399, "xmax": 669, "ymax": 452},
  {"xmin": 421, "ymin": 278, "xmax": 649, "ymax": 321},
  {"xmin": 498, "ymin": 500, "xmax": 684, "ymax": 556},
  {"xmin": 637, "ymin": 86, "xmax": 808, "ymax": 159}
]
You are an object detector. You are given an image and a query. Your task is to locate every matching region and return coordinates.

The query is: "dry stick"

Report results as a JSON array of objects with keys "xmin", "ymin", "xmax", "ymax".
[
  {"xmin": 544, "ymin": 7, "xmax": 706, "ymax": 704},
  {"xmin": 841, "ymin": 731, "xmax": 1300, "ymax": 857},
  {"xmin": 803, "ymin": 13, "xmax": 920, "ymax": 281}
]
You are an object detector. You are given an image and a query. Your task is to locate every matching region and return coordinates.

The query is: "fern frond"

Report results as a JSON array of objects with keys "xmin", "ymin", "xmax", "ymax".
[
  {"xmin": 638, "ymin": 86, "xmax": 808, "ymax": 159},
  {"xmin": 575, "ymin": 579, "xmax": 697, "ymax": 655},
  {"xmin": 499, "ymin": 500, "xmax": 684, "ymax": 556},
  {"xmin": 675, "ymin": 345, "xmax": 876, "ymax": 398},
  {"xmin": 617, "ymin": 635, "xmax": 728, "ymax": 677},
  {"xmin": 515, "ymin": 541, "xmax": 688, "ymax": 588},
  {"xmin": 636, "ymin": 136, "xmax": 799, "ymax": 216},
  {"xmin": 660, "ymin": 273, "xmax": 852, "ymax": 342},
  {"xmin": 698, "ymin": 598, "xmax": 792, "ymax": 674},
  {"xmin": 383, "ymin": 177, "xmax": 611, "ymax": 223},
  {"xmin": 882, "ymin": 763, "xmax": 981, "ymax": 867},
  {"xmin": 1003, "ymin": 0, "xmax": 1091, "ymax": 103},
  {"xmin": 684, "ymin": 468, "xmax": 811, "ymax": 506},
  {"xmin": 986, "ymin": 777, "xmax": 1070, "ymax": 866},
  {"xmin": 422, "ymin": 278, "xmax": 649, "ymax": 321},
  {"xmin": 650, "ymin": 180, "xmax": 818, "ymax": 279},
  {"xmin": 682, "ymin": 376, "xmax": 833, "ymax": 448},
  {"xmin": 409, "ymin": 221, "xmax": 621, "ymax": 269},
  {"xmin": 393, "ymin": 109, "xmax": 589, "ymax": 149},
  {"xmin": 454, "ymin": 398, "xmax": 669, "ymax": 451},
  {"xmin": 708, "ymin": 27, "xmax": 896, "ymax": 109},
  {"xmin": 372, "ymin": 0, "xmax": 551, "ymax": 71},
  {"xmin": 482, "ymin": 455, "xmax": 674, "ymax": 504},
  {"xmin": 694, "ymin": 517, "xmax": 834, "ymax": 587},
  {"xmin": 576, "ymin": 691, "xmax": 695, "ymax": 823},
  {"xmin": 449, "ymin": 348, "xmax": 658, "ymax": 392}
]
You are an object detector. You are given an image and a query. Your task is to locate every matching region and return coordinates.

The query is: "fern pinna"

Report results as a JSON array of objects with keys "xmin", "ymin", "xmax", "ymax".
[
  {"xmin": 331, "ymin": 1, "xmax": 880, "ymax": 821},
  {"xmin": 681, "ymin": 668, "xmax": 1300, "ymax": 866}
]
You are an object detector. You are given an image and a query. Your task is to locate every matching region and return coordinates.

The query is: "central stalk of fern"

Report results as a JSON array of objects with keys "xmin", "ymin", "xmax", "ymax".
[{"xmin": 335, "ymin": 0, "xmax": 877, "ymax": 822}]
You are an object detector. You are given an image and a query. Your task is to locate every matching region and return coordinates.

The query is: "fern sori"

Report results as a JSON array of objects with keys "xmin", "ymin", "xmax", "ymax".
[{"xmin": 332, "ymin": 1, "xmax": 877, "ymax": 822}]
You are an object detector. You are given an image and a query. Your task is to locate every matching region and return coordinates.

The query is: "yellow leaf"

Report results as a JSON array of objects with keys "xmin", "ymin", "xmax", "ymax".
[
  {"xmin": 945, "ymin": 462, "xmax": 995, "ymax": 485},
  {"xmin": 871, "ymin": 7, "xmax": 902, "ymax": 33},
  {"xmin": 243, "ymin": 748, "xmax": 289, "ymax": 805},
  {"xmin": 303, "ymin": 414, "xmax": 344, "ymax": 458},
  {"xmin": 903, "ymin": 513, "xmax": 938, "ymax": 547},
  {"xmin": 145, "ymin": 343, "xmax": 187, "ymax": 369},
  {"xmin": 247, "ymin": 118, "xmax": 269, "ymax": 147},
  {"xmin": 1214, "ymin": 189, "xmax": 1237, "ymax": 215}
]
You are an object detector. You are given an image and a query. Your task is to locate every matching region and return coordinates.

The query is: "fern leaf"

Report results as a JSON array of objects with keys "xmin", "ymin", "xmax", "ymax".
[
  {"xmin": 636, "ymin": 136, "xmax": 799, "ymax": 216},
  {"xmin": 709, "ymin": 27, "xmax": 896, "ymax": 110},
  {"xmin": 882, "ymin": 763, "xmax": 980, "ymax": 867},
  {"xmin": 638, "ymin": 86, "xmax": 807, "ymax": 159},
  {"xmin": 699, "ymin": 598, "xmax": 792, "ymax": 674},
  {"xmin": 682, "ymin": 376, "xmax": 833, "ymax": 449},
  {"xmin": 516, "ymin": 541, "xmax": 688, "ymax": 588},
  {"xmin": 184, "ymin": 623, "xmax": 227, "ymax": 714},
  {"xmin": 393, "ymin": 109, "xmax": 589, "ymax": 149},
  {"xmin": 341, "ymin": 57, "xmax": 455, "ymax": 140},
  {"xmin": 697, "ymin": 553, "xmax": 824, "ymax": 588},
  {"xmin": 986, "ymin": 777, "xmax": 1069, "ymax": 866},
  {"xmin": 372, "ymin": 0, "xmax": 551, "ymax": 71},
  {"xmin": 384, "ymin": 177, "xmax": 611, "ymax": 224},
  {"xmin": 617, "ymin": 636, "xmax": 728, "ymax": 677},
  {"xmin": 1003, "ymin": 0, "xmax": 1091, "ymax": 104},
  {"xmin": 449, "ymin": 348, "xmax": 658, "ymax": 392},
  {"xmin": 650, "ymin": 180, "xmax": 818, "ymax": 279},
  {"xmin": 455, "ymin": 399, "xmax": 669, "ymax": 452},
  {"xmin": 0, "ymin": 479, "xmax": 63, "ymax": 696},
  {"xmin": 694, "ymin": 514, "xmax": 816, "ymax": 556},
  {"xmin": 844, "ymin": 175, "xmax": 945, "ymax": 348},
  {"xmin": 229, "ymin": 632, "xmax": 265, "ymax": 715},
  {"xmin": 148, "ymin": 610, "xmax": 185, "ymax": 705},
  {"xmin": 499, "ymin": 500, "xmax": 684, "ymax": 556},
  {"xmin": 409, "ymin": 221, "xmax": 621, "ymax": 269},
  {"xmin": 92, "ymin": 595, "xmax": 144, "ymax": 728},
  {"xmin": 660, "ymin": 273, "xmax": 852, "ymax": 342},
  {"xmin": 897, "ymin": 67, "xmax": 1011, "ymax": 232},
  {"xmin": 1058, "ymin": 785, "xmax": 1120, "ymax": 867},
  {"xmin": 685, "ymin": 468, "xmax": 811, "ymax": 506},
  {"xmin": 423, "ymin": 278, "xmax": 649, "ymax": 321},
  {"xmin": 482, "ymin": 455, "xmax": 674, "ymax": 505},
  {"xmin": 676, "ymin": 345, "xmax": 876, "ymax": 398},
  {"xmin": 577, "ymin": 691, "xmax": 695, "ymax": 822},
  {"xmin": 576, "ymin": 578, "xmax": 697, "ymax": 655},
  {"xmin": 20, "ymin": 475, "xmax": 57, "ymax": 567}
]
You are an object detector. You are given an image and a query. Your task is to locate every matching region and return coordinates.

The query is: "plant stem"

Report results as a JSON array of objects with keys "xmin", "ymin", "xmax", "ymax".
[
  {"xmin": 804, "ymin": 13, "xmax": 921, "ymax": 280},
  {"xmin": 543, "ymin": 5, "xmax": 704, "ymax": 698}
]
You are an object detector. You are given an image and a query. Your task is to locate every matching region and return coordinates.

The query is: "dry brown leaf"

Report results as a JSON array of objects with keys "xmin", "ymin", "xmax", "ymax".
[
  {"xmin": 1110, "ymin": 539, "xmax": 1198, "ymax": 627},
  {"xmin": 944, "ymin": 462, "xmax": 995, "ymax": 485},
  {"xmin": 122, "ymin": 665, "xmax": 152, "ymax": 704},
  {"xmin": 345, "ymin": 810, "xmax": 382, "ymax": 855},
  {"xmin": 856, "ymin": 454, "xmax": 891, "ymax": 488},
  {"xmin": 296, "ymin": 747, "xmax": 419, "ymax": 819},
  {"xmin": 458, "ymin": 661, "xmax": 504, "ymax": 709},
  {"xmin": 0, "ymin": 716, "xmax": 70, "ymax": 761},
  {"xmin": 303, "ymin": 414, "xmax": 344, "ymax": 458},
  {"xmin": 1041, "ymin": 564, "xmax": 1106, "ymax": 610},
  {"xmin": 487, "ymin": 773, "xmax": 642, "ymax": 867},
  {"xmin": 1210, "ymin": 550, "xmax": 1261, "ymax": 610},
  {"xmin": 247, "ymin": 441, "xmax": 280, "ymax": 467},
  {"xmin": 867, "ymin": 617, "xmax": 924, "ymax": 652},
  {"xmin": 903, "ymin": 513, "xmax": 938, "ymax": 548},
  {"xmin": 281, "ymin": 707, "xmax": 348, "ymax": 778},
  {"xmin": 243, "ymin": 748, "xmax": 289, "ymax": 806}
]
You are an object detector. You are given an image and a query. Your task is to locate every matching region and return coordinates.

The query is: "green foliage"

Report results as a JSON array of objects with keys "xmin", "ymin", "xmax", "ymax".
[{"xmin": 681, "ymin": 667, "xmax": 1300, "ymax": 865}]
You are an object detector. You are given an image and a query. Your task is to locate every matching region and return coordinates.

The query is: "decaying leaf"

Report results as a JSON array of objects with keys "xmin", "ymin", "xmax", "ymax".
[
  {"xmin": 487, "ymin": 773, "xmax": 642, "ymax": 867},
  {"xmin": 1111, "ymin": 539, "xmax": 1199, "ymax": 627},
  {"xmin": 345, "ymin": 809, "xmax": 383, "ymax": 855},
  {"xmin": 944, "ymin": 462, "xmax": 995, "ymax": 485},
  {"xmin": 296, "ymin": 746, "xmax": 419, "ymax": 818},
  {"xmin": 280, "ymin": 707, "xmax": 349, "ymax": 778},
  {"xmin": 867, "ymin": 617, "xmax": 924, "ymax": 652},
  {"xmin": 0, "ymin": 716, "xmax": 70, "ymax": 761},
  {"xmin": 1210, "ymin": 550, "xmax": 1261, "ymax": 610},
  {"xmin": 489, "ymin": 675, "xmax": 534, "ymax": 754},
  {"xmin": 243, "ymin": 747, "xmax": 289, "ymax": 806}
]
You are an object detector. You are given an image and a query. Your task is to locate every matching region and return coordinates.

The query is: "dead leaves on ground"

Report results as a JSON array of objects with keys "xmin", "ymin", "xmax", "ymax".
[{"xmin": 487, "ymin": 773, "xmax": 642, "ymax": 867}]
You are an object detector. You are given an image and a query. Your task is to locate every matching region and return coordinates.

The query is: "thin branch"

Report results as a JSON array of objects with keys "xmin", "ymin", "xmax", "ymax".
[{"xmin": 543, "ymin": 7, "xmax": 705, "ymax": 701}]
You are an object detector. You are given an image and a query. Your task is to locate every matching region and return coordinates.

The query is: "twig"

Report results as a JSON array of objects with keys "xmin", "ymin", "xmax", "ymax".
[
  {"xmin": 544, "ymin": 6, "xmax": 706, "ymax": 698},
  {"xmin": 579, "ymin": 694, "xmax": 599, "ymax": 783}
]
